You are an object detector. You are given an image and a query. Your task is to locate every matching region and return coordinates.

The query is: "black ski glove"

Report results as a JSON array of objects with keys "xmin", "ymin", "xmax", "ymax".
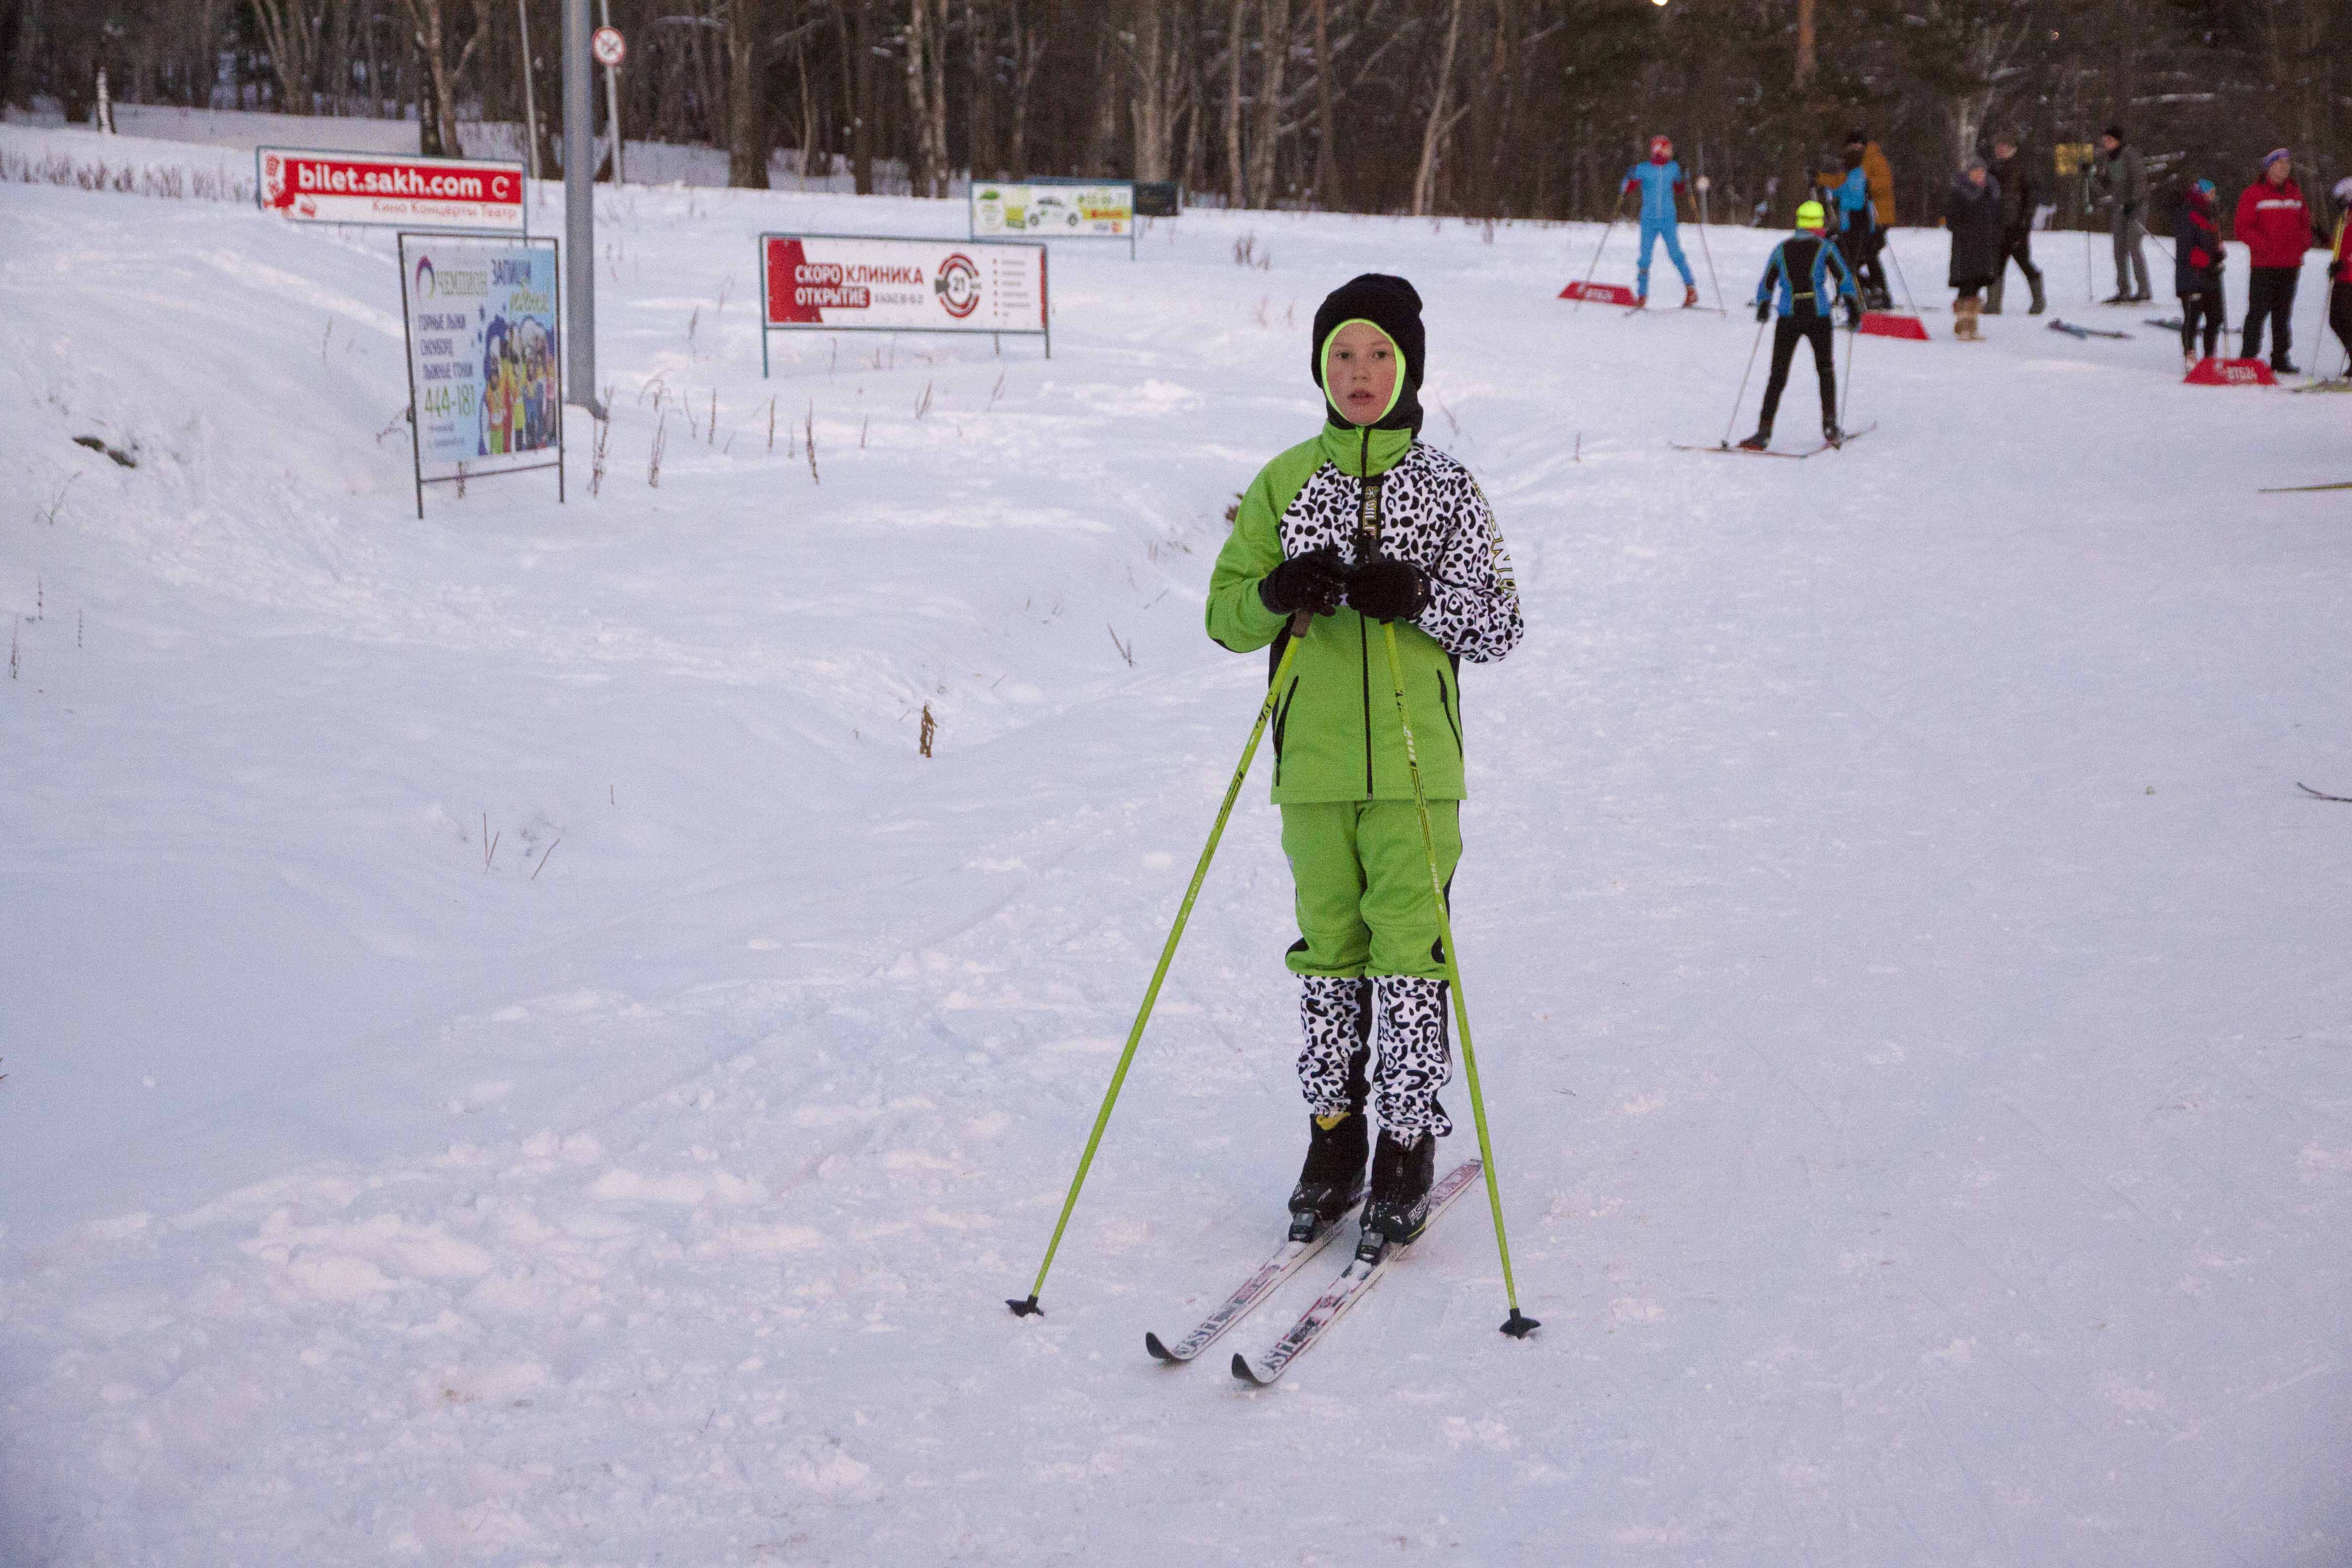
[
  {"xmin": 1347, "ymin": 557, "xmax": 1431, "ymax": 624},
  {"xmin": 1754, "ymin": 298, "xmax": 1772, "ymax": 323},
  {"xmin": 1258, "ymin": 547, "xmax": 1347, "ymax": 617},
  {"xmin": 1841, "ymin": 297, "xmax": 1862, "ymax": 328}
]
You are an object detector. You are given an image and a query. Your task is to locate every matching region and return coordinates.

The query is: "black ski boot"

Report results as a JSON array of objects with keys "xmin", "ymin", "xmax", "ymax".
[
  {"xmin": 2028, "ymin": 276, "xmax": 2047, "ymax": 316},
  {"xmin": 1288, "ymin": 1110, "xmax": 1370, "ymax": 1240},
  {"xmin": 1286, "ymin": 976, "xmax": 1373, "ymax": 1239},
  {"xmin": 1737, "ymin": 427, "xmax": 1771, "ymax": 451},
  {"xmin": 1358, "ymin": 1127, "xmax": 1438, "ymax": 1260},
  {"xmin": 1822, "ymin": 419, "xmax": 1843, "ymax": 448}
]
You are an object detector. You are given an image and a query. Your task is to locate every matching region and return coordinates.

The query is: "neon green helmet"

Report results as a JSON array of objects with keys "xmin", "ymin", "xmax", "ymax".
[{"xmin": 1795, "ymin": 199, "xmax": 1828, "ymax": 231}]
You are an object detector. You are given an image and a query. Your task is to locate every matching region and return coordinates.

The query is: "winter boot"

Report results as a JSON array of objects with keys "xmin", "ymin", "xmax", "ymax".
[
  {"xmin": 1738, "ymin": 427, "xmax": 1771, "ymax": 451},
  {"xmin": 2274, "ymin": 356, "xmax": 2301, "ymax": 376},
  {"xmin": 1358, "ymin": 1127, "xmax": 1438, "ymax": 1258},
  {"xmin": 2028, "ymin": 275, "xmax": 2047, "ymax": 316},
  {"xmin": 1822, "ymin": 419, "xmax": 1843, "ymax": 448},
  {"xmin": 1953, "ymin": 298, "xmax": 1980, "ymax": 341},
  {"xmin": 1287, "ymin": 976, "xmax": 1372, "ymax": 1235},
  {"xmin": 1682, "ymin": 284, "xmax": 1700, "ymax": 308},
  {"xmin": 1288, "ymin": 1110, "xmax": 1370, "ymax": 1239},
  {"xmin": 1985, "ymin": 276, "xmax": 2005, "ymax": 316}
]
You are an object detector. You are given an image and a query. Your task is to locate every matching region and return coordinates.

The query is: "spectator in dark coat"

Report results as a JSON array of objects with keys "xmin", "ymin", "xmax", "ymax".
[
  {"xmin": 2174, "ymin": 178, "xmax": 2226, "ymax": 368},
  {"xmin": 1945, "ymin": 160, "xmax": 2004, "ymax": 340},
  {"xmin": 1986, "ymin": 133, "xmax": 2045, "ymax": 315}
]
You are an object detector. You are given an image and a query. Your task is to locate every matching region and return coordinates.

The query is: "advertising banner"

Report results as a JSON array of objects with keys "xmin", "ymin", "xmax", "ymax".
[
  {"xmin": 759, "ymin": 234, "xmax": 1049, "ymax": 370},
  {"xmin": 260, "ymin": 147, "xmax": 526, "ymax": 232},
  {"xmin": 971, "ymin": 179, "xmax": 1134, "ymax": 241},
  {"xmin": 397, "ymin": 233, "xmax": 564, "ymax": 515}
]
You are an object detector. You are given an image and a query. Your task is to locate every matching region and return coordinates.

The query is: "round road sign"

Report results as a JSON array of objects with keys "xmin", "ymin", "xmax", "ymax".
[{"xmin": 591, "ymin": 26, "xmax": 626, "ymax": 67}]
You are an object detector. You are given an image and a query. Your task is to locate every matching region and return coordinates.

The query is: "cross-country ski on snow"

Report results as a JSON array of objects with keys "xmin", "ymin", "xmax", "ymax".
[
  {"xmin": 1231, "ymin": 1160, "xmax": 1487, "ymax": 1386},
  {"xmin": 1143, "ymin": 1203, "xmax": 1359, "ymax": 1363}
]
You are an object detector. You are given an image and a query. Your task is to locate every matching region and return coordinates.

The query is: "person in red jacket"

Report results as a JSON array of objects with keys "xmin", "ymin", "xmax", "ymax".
[
  {"xmin": 2329, "ymin": 177, "xmax": 2352, "ymax": 379},
  {"xmin": 2233, "ymin": 148, "xmax": 2326, "ymax": 373}
]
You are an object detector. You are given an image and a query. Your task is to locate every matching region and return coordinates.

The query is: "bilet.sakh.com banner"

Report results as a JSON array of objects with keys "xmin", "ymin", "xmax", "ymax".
[
  {"xmin": 400, "ymin": 235, "xmax": 561, "ymax": 481},
  {"xmin": 972, "ymin": 181, "xmax": 1132, "ymax": 238},
  {"xmin": 761, "ymin": 236, "xmax": 1045, "ymax": 334},
  {"xmin": 260, "ymin": 147, "xmax": 524, "ymax": 232}
]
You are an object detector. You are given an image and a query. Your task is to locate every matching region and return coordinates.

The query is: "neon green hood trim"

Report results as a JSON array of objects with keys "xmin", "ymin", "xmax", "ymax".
[{"xmin": 1319, "ymin": 317, "xmax": 1406, "ymax": 427}]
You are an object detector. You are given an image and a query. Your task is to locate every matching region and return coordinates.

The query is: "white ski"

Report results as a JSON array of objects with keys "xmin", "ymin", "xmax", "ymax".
[
  {"xmin": 1145, "ymin": 1204, "xmax": 1360, "ymax": 1364},
  {"xmin": 1230, "ymin": 1159, "xmax": 1483, "ymax": 1386}
]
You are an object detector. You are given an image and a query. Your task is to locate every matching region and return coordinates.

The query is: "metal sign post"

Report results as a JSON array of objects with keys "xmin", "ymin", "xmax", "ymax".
[
  {"xmin": 595, "ymin": 4, "xmax": 626, "ymax": 185},
  {"xmin": 562, "ymin": 0, "xmax": 602, "ymax": 416}
]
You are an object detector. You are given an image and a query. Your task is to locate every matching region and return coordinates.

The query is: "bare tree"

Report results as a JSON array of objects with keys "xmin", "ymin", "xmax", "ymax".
[
  {"xmin": 247, "ymin": 0, "xmax": 317, "ymax": 113},
  {"xmin": 1410, "ymin": 0, "xmax": 1466, "ymax": 214},
  {"xmin": 400, "ymin": 0, "xmax": 489, "ymax": 155},
  {"xmin": 901, "ymin": 0, "xmax": 947, "ymax": 195}
]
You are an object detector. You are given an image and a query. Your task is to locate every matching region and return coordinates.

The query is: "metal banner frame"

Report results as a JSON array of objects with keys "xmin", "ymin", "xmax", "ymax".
[
  {"xmin": 757, "ymin": 232, "xmax": 1051, "ymax": 376},
  {"xmin": 397, "ymin": 232, "xmax": 566, "ymax": 519}
]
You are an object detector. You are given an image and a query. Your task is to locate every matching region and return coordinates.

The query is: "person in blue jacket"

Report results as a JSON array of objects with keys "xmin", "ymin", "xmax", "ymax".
[
  {"xmin": 1741, "ymin": 199, "xmax": 1861, "ymax": 451},
  {"xmin": 1622, "ymin": 135, "xmax": 1699, "ymax": 308},
  {"xmin": 1818, "ymin": 134, "xmax": 1890, "ymax": 309}
]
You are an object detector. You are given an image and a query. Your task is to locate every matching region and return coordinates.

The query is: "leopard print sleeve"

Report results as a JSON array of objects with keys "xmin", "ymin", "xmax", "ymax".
[{"xmin": 1415, "ymin": 454, "xmax": 1523, "ymax": 664}]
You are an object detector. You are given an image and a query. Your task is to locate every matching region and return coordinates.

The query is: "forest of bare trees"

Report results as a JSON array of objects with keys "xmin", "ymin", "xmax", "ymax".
[{"xmin": 2, "ymin": 0, "xmax": 2345, "ymax": 228}]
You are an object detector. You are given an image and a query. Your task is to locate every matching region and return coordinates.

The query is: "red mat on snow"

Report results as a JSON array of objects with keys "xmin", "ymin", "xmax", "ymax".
[
  {"xmin": 1858, "ymin": 311, "xmax": 1930, "ymax": 341},
  {"xmin": 1558, "ymin": 281, "xmax": 1640, "ymax": 307},
  {"xmin": 2185, "ymin": 357, "xmax": 2277, "ymax": 387}
]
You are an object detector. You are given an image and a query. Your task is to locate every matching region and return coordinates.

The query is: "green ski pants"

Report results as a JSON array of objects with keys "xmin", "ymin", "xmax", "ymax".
[{"xmin": 1279, "ymin": 799, "xmax": 1462, "ymax": 980}]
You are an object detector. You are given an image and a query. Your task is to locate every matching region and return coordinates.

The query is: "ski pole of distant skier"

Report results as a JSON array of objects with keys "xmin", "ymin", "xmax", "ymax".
[
  {"xmin": 1007, "ymin": 613, "xmax": 1312, "ymax": 1319},
  {"xmin": 1570, "ymin": 195, "xmax": 1627, "ymax": 309},
  {"xmin": 1692, "ymin": 189, "xmax": 1727, "ymax": 314},
  {"xmin": 1884, "ymin": 231, "xmax": 1921, "ymax": 316},
  {"xmin": 1723, "ymin": 315, "xmax": 1767, "ymax": 446},
  {"xmin": 1840, "ymin": 305, "xmax": 1859, "ymax": 429},
  {"xmin": 1378, "ymin": 617, "xmax": 1538, "ymax": 1339}
]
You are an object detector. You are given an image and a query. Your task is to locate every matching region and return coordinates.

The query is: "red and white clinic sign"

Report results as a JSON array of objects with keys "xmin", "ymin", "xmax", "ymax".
[
  {"xmin": 591, "ymin": 27, "xmax": 626, "ymax": 67},
  {"xmin": 256, "ymin": 146, "xmax": 525, "ymax": 233}
]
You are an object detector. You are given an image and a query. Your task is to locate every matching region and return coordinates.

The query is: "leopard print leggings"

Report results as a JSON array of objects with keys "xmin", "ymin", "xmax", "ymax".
[{"xmin": 1296, "ymin": 974, "xmax": 1453, "ymax": 1141}]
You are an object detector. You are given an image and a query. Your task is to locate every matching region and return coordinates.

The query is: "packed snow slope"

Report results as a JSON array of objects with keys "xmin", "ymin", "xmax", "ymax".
[{"xmin": 4, "ymin": 122, "xmax": 2351, "ymax": 1566}]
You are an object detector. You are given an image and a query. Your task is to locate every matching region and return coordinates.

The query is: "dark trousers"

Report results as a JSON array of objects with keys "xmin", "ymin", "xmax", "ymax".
[
  {"xmin": 1840, "ymin": 212, "xmax": 1886, "ymax": 297},
  {"xmin": 1990, "ymin": 231, "xmax": 2041, "ymax": 310},
  {"xmin": 2331, "ymin": 280, "xmax": 2352, "ymax": 369},
  {"xmin": 2243, "ymin": 266, "xmax": 2299, "ymax": 365},
  {"xmin": 2180, "ymin": 289, "xmax": 2223, "ymax": 360},
  {"xmin": 1760, "ymin": 315, "xmax": 1836, "ymax": 432}
]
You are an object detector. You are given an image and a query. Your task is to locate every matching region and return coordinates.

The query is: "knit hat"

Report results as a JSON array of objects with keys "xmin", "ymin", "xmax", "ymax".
[
  {"xmin": 2103, "ymin": 124, "xmax": 2125, "ymax": 143},
  {"xmin": 1965, "ymin": 156, "xmax": 1988, "ymax": 174},
  {"xmin": 2261, "ymin": 147, "xmax": 2291, "ymax": 169},
  {"xmin": 1312, "ymin": 273, "xmax": 1424, "ymax": 431},
  {"xmin": 2336, "ymin": 176, "xmax": 2352, "ymax": 203}
]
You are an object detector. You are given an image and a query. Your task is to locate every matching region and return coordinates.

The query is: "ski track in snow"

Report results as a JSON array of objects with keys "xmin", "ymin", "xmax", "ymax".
[{"xmin": 3, "ymin": 122, "xmax": 2351, "ymax": 1564}]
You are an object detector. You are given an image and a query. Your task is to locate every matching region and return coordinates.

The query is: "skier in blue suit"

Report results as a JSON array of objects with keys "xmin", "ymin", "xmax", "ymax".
[{"xmin": 1622, "ymin": 135, "xmax": 1699, "ymax": 308}]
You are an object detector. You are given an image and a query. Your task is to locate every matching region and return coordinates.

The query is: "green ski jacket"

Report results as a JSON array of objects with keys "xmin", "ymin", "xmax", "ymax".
[{"xmin": 1206, "ymin": 421, "xmax": 1522, "ymax": 804}]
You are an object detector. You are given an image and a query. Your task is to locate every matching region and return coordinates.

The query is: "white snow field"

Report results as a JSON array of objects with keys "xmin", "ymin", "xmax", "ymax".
[{"xmin": 4, "ymin": 121, "xmax": 2351, "ymax": 1566}]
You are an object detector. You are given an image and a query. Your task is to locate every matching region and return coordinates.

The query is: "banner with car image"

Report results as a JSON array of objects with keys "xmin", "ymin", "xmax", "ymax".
[{"xmin": 971, "ymin": 178, "xmax": 1136, "ymax": 257}]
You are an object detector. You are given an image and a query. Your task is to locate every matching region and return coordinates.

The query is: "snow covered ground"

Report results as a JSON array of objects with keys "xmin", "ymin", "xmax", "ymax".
[{"xmin": 4, "ymin": 119, "xmax": 2350, "ymax": 1565}]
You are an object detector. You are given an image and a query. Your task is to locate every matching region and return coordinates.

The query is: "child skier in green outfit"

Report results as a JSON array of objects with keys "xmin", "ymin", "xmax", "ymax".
[{"xmin": 1205, "ymin": 273, "xmax": 1523, "ymax": 1255}]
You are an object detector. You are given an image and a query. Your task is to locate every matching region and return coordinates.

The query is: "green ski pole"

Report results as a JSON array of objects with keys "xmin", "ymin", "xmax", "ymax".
[
  {"xmin": 1379, "ymin": 618, "xmax": 1539, "ymax": 1339},
  {"xmin": 1008, "ymin": 611, "xmax": 1311, "ymax": 1318}
]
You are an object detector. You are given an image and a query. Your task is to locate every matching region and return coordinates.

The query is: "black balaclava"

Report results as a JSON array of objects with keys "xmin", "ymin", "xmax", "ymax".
[{"xmin": 1310, "ymin": 272, "xmax": 1425, "ymax": 435}]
